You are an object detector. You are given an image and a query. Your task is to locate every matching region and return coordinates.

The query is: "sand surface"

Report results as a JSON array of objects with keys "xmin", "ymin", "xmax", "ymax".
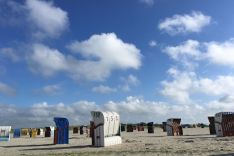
[{"xmin": 0, "ymin": 128, "xmax": 234, "ymax": 156}]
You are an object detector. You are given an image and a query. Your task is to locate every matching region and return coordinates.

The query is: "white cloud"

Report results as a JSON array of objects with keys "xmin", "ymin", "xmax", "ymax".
[
  {"xmin": 35, "ymin": 84, "xmax": 61, "ymax": 96},
  {"xmin": 205, "ymin": 39, "xmax": 234, "ymax": 67},
  {"xmin": 28, "ymin": 33, "xmax": 141, "ymax": 82},
  {"xmin": 120, "ymin": 74, "xmax": 140, "ymax": 92},
  {"xmin": 207, "ymin": 95, "xmax": 234, "ymax": 112},
  {"xmin": 92, "ymin": 85, "xmax": 117, "ymax": 94},
  {"xmin": 139, "ymin": 0, "xmax": 154, "ymax": 6},
  {"xmin": 27, "ymin": 44, "xmax": 68, "ymax": 77},
  {"xmin": 194, "ymin": 76, "xmax": 234, "ymax": 96},
  {"xmin": 161, "ymin": 69, "xmax": 194, "ymax": 104},
  {"xmin": 0, "ymin": 82, "xmax": 16, "ymax": 96},
  {"xmin": 161, "ymin": 68, "xmax": 234, "ymax": 104},
  {"xmin": 159, "ymin": 11, "xmax": 211, "ymax": 35},
  {"xmin": 164, "ymin": 39, "xmax": 234, "ymax": 68},
  {"xmin": 25, "ymin": 0, "xmax": 69, "ymax": 38},
  {"xmin": 149, "ymin": 40, "xmax": 157, "ymax": 47},
  {"xmin": 67, "ymin": 33, "xmax": 142, "ymax": 81},
  {"xmin": 163, "ymin": 40, "xmax": 201, "ymax": 60}
]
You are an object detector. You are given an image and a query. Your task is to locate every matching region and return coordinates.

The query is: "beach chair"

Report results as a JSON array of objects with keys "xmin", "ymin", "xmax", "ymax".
[
  {"xmin": 73, "ymin": 127, "xmax": 79, "ymax": 134},
  {"xmin": 121, "ymin": 124, "xmax": 126, "ymax": 132},
  {"xmin": 21, "ymin": 128, "xmax": 29, "ymax": 137},
  {"xmin": 13, "ymin": 128, "xmax": 20, "ymax": 138},
  {"xmin": 137, "ymin": 123, "xmax": 144, "ymax": 131},
  {"xmin": 31, "ymin": 128, "xmax": 37, "ymax": 138},
  {"xmin": 127, "ymin": 124, "xmax": 134, "ymax": 132},
  {"xmin": 91, "ymin": 111, "xmax": 122, "ymax": 147},
  {"xmin": 0, "ymin": 126, "xmax": 11, "ymax": 141},
  {"xmin": 147, "ymin": 122, "xmax": 154, "ymax": 133},
  {"xmin": 166, "ymin": 118, "xmax": 183, "ymax": 136},
  {"xmin": 53, "ymin": 117, "xmax": 69, "ymax": 144},
  {"xmin": 215, "ymin": 112, "xmax": 234, "ymax": 137},
  {"xmin": 45, "ymin": 127, "xmax": 51, "ymax": 137}
]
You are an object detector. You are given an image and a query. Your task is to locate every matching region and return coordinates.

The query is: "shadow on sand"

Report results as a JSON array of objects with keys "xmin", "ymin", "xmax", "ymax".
[
  {"xmin": 182, "ymin": 134, "xmax": 212, "ymax": 137},
  {"xmin": 139, "ymin": 135, "xmax": 166, "ymax": 138},
  {"xmin": 1, "ymin": 144, "xmax": 54, "ymax": 148},
  {"xmin": 210, "ymin": 153, "xmax": 234, "ymax": 156},
  {"xmin": 20, "ymin": 145, "xmax": 93, "ymax": 151},
  {"xmin": 177, "ymin": 136, "xmax": 216, "ymax": 140}
]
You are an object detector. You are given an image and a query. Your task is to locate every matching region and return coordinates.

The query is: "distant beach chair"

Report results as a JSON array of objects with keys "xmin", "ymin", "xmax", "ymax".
[
  {"xmin": 147, "ymin": 122, "xmax": 154, "ymax": 133},
  {"xmin": 121, "ymin": 124, "xmax": 126, "ymax": 132},
  {"xmin": 37, "ymin": 128, "xmax": 44, "ymax": 136},
  {"xmin": 21, "ymin": 128, "xmax": 29, "ymax": 137},
  {"xmin": 13, "ymin": 128, "xmax": 20, "ymax": 138},
  {"xmin": 162, "ymin": 122, "xmax": 167, "ymax": 132},
  {"xmin": 208, "ymin": 116, "xmax": 216, "ymax": 135},
  {"xmin": 30, "ymin": 128, "xmax": 37, "ymax": 138},
  {"xmin": 137, "ymin": 123, "xmax": 144, "ymax": 131},
  {"xmin": 0, "ymin": 126, "xmax": 11, "ymax": 141},
  {"xmin": 53, "ymin": 117, "xmax": 69, "ymax": 144},
  {"xmin": 215, "ymin": 112, "xmax": 234, "ymax": 137},
  {"xmin": 73, "ymin": 127, "xmax": 79, "ymax": 134},
  {"xmin": 166, "ymin": 118, "xmax": 183, "ymax": 136},
  {"xmin": 45, "ymin": 127, "xmax": 51, "ymax": 137},
  {"xmin": 80, "ymin": 125, "xmax": 84, "ymax": 135},
  {"xmin": 133, "ymin": 125, "xmax": 137, "ymax": 130},
  {"xmin": 127, "ymin": 124, "xmax": 134, "ymax": 132},
  {"xmin": 91, "ymin": 111, "xmax": 122, "ymax": 147}
]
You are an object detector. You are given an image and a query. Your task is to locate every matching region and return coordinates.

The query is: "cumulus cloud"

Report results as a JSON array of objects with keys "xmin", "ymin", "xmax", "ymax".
[
  {"xmin": 162, "ymin": 38, "xmax": 234, "ymax": 114},
  {"xmin": 163, "ymin": 38, "xmax": 234, "ymax": 68},
  {"xmin": 139, "ymin": 0, "xmax": 154, "ymax": 6},
  {"xmin": 205, "ymin": 39, "xmax": 234, "ymax": 67},
  {"xmin": 25, "ymin": 0, "xmax": 69, "ymax": 38},
  {"xmin": 194, "ymin": 76, "xmax": 234, "ymax": 96},
  {"xmin": 67, "ymin": 33, "xmax": 142, "ymax": 81},
  {"xmin": 161, "ymin": 68, "xmax": 234, "ymax": 104},
  {"xmin": 0, "ymin": 82, "xmax": 16, "ymax": 96},
  {"xmin": 27, "ymin": 33, "xmax": 141, "ymax": 81},
  {"xmin": 164, "ymin": 40, "xmax": 201, "ymax": 60},
  {"xmin": 159, "ymin": 11, "xmax": 211, "ymax": 35},
  {"xmin": 92, "ymin": 85, "xmax": 117, "ymax": 94}
]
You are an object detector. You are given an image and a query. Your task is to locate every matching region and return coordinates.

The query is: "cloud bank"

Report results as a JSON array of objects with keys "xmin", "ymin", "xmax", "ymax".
[{"xmin": 1, "ymin": 95, "xmax": 226, "ymax": 128}]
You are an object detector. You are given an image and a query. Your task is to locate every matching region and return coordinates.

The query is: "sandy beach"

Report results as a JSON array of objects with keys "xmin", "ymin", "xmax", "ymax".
[{"xmin": 0, "ymin": 128, "xmax": 234, "ymax": 156}]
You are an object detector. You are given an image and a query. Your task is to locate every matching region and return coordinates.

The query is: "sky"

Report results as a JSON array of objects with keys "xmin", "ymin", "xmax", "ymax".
[{"xmin": 1, "ymin": 0, "xmax": 234, "ymax": 128}]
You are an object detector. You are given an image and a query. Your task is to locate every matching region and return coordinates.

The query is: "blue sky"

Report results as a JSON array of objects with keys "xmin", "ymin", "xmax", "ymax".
[{"xmin": 1, "ymin": 0, "xmax": 234, "ymax": 127}]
